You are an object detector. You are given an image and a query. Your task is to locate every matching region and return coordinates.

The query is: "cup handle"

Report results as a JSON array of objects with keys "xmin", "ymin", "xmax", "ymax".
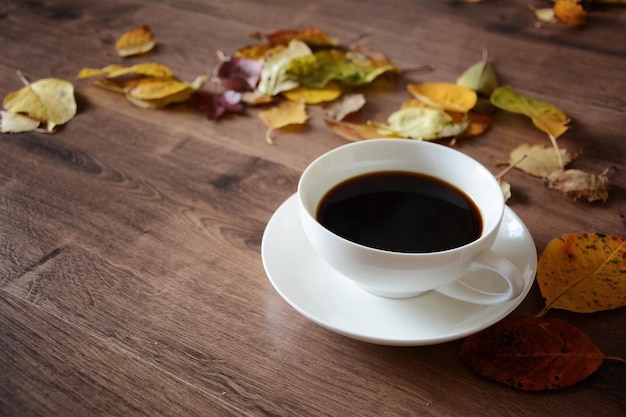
[{"xmin": 434, "ymin": 249, "xmax": 526, "ymax": 305}]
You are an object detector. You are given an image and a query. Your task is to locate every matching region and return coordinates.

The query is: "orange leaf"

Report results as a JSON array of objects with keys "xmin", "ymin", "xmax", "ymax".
[
  {"xmin": 537, "ymin": 233, "xmax": 626, "ymax": 315},
  {"xmin": 407, "ymin": 82, "xmax": 477, "ymax": 113},
  {"xmin": 115, "ymin": 26, "xmax": 156, "ymax": 57},
  {"xmin": 554, "ymin": 0, "xmax": 588, "ymax": 26},
  {"xmin": 253, "ymin": 27, "xmax": 338, "ymax": 47},
  {"xmin": 460, "ymin": 315, "xmax": 604, "ymax": 391}
]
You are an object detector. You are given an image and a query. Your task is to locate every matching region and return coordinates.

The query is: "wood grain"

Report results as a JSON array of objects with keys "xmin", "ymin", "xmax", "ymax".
[{"xmin": 1, "ymin": 0, "xmax": 625, "ymax": 416}]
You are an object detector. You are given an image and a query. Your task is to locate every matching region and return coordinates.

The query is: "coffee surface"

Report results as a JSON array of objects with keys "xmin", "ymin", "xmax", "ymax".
[{"xmin": 316, "ymin": 171, "xmax": 482, "ymax": 253}]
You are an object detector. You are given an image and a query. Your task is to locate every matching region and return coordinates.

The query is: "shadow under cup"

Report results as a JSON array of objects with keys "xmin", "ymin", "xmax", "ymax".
[{"xmin": 298, "ymin": 139, "xmax": 517, "ymax": 301}]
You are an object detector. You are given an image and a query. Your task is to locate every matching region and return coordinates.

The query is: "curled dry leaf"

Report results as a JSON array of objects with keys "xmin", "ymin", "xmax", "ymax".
[
  {"xmin": 544, "ymin": 169, "xmax": 612, "ymax": 203},
  {"xmin": 257, "ymin": 40, "xmax": 312, "ymax": 96},
  {"xmin": 460, "ymin": 315, "xmax": 604, "ymax": 391},
  {"xmin": 324, "ymin": 93, "xmax": 366, "ymax": 121},
  {"xmin": 3, "ymin": 77, "xmax": 76, "ymax": 132},
  {"xmin": 252, "ymin": 27, "xmax": 338, "ymax": 48},
  {"xmin": 554, "ymin": 0, "xmax": 588, "ymax": 26},
  {"xmin": 123, "ymin": 76, "xmax": 206, "ymax": 109},
  {"xmin": 259, "ymin": 99, "xmax": 308, "ymax": 143},
  {"xmin": 77, "ymin": 63, "xmax": 174, "ymax": 80},
  {"xmin": 213, "ymin": 55, "xmax": 263, "ymax": 92},
  {"xmin": 282, "ymin": 82, "xmax": 342, "ymax": 104},
  {"xmin": 377, "ymin": 107, "xmax": 468, "ymax": 140},
  {"xmin": 1, "ymin": 110, "xmax": 40, "ymax": 133},
  {"xmin": 407, "ymin": 82, "xmax": 477, "ymax": 113},
  {"xmin": 188, "ymin": 90, "xmax": 243, "ymax": 120},
  {"xmin": 325, "ymin": 120, "xmax": 392, "ymax": 141},
  {"xmin": 530, "ymin": 5, "xmax": 558, "ymax": 23},
  {"xmin": 509, "ymin": 143, "xmax": 574, "ymax": 177},
  {"xmin": 115, "ymin": 26, "xmax": 156, "ymax": 57},
  {"xmin": 537, "ymin": 233, "xmax": 625, "ymax": 316}
]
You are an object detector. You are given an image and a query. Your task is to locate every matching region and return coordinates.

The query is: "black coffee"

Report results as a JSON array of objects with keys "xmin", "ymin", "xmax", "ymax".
[{"xmin": 316, "ymin": 171, "xmax": 482, "ymax": 253}]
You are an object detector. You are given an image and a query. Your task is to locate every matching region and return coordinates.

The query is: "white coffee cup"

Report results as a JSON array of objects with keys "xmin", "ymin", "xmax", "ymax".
[{"xmin": 298, "ymin": 139, "xmax": 527, "ymax": 304}]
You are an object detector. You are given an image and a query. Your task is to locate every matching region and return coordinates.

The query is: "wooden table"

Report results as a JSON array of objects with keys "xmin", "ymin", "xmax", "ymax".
[{"xmin": 1, "ymin": 1, "xmax": 624, "ymax": 416}]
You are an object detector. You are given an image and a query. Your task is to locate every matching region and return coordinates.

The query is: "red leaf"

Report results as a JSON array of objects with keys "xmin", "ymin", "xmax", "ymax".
[
  {"xmin": 188, "ymin": 91, "xmax": 243, "ymax": 120},
  {"xmin": 459, "ymin": 315, "xmax": 604, "ymax": 390},
  {"xmin": 213, "ymin": 56, "xmax": 262, "ymax": 91}
]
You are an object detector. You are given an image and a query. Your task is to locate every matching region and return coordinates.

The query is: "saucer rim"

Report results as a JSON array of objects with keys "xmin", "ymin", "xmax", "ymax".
[{"xmin": 261, "ymin": 193, "xmax": 537, "ymax": 346}]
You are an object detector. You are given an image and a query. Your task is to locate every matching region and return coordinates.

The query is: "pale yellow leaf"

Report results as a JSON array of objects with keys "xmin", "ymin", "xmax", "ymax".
[
  {"xmin": 3, "ymin": 78, "xmax": 76, "ymax": 132},
  {"xmin": 509, "ymin": 144, "xmax": 573, "ymax": 177},
  {"xmin": 0, "ymin": 110, "xmax": 40, "ymax": 133}
]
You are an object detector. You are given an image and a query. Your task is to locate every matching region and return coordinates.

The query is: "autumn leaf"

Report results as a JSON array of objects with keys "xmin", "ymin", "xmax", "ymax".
[
  {"xmin": 258, "ymin": 99, "xmax": 308, "ymax": 143},
  {"xmin": 0, "ymin": 110, "xmax": 40, "ymax": 133},
  {"xmin": 77, "ymin": 63, "xmax": 174, "ymax": 80},
  {"xmin": 509, "ymin": 144, "xmax": 574, "ymax": 177},
  {"xmin": 325, "ymin": 120, "xmax": 392, "ymax": 141},
  {"xmin": 460, "ymin": 315, "xmax": 604, "ymax": 391},
  {"xmin": 324, "ymin": 93, "xmax": 366, "ymax": 122},
  {"xmin": 213, "ymin": 55, "xmax": 263, "ymax": 91},
  {"xmin": 3, "ymin": 76, "xmax": 76, "ymax": 132},
  {"xmin": 188, "ymin": 90, "xmax": 243, "ymax": 120},
  {"xmin": 554, "ymin": 0, "xmax": 588, "ymax": 26},
  {"xmin": 252, "ymin": 27, "xmax": 338, "ymax": 48},
  {"xmin": 456, "ymin": 50, "xmax": 499, "ymax": 96},
  {"xmin": 285, "ymin": 48, "xmax": 397, "ymax": 88},
  {"xmin": 257, "ymin": 40, "xmax": 312, "ymax": 96},
  {"xmin": 123, "ymin": 76, "xmax": 206, "ymax": 109},
  {"xmin": 407, "ymin": 83, "xmax": 477, "ymax": 113},
  {"xmin": 544, "ymin": 169, "xmax": 612, "ymax": 203},
  {"xmin": 530, "ymin": 5, "xmax": 558, "ymax": 23},
  {"xmin": 115, "ymin": 26, "xmax": 156, "ymax": 57},
  {"xmin": 537, "ymin": 233, "xmax": 626, "ymax": 316},
  {"xmin": 282, "ymin": 82, "xmax": 342, "ymax": 104},
  {"xmin": 490, "ymin": 85, "xmax": 570, "ymax": 139},
  {"xmin": 377, "ymin": 107, "xmax": 468, "ymax": 140}
]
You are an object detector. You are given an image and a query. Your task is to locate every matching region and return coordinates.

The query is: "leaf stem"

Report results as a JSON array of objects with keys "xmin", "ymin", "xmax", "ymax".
[
  {"xmin": 16, "ymin": 70, "xmax": 30, "ymax": 86},
  {"xmin": 548, "ymin": 133, "xmax": 565, "ymax": 170},
  {"xmin": 495, "ymin": 153, "xmax": 527, "ymax": 180}
]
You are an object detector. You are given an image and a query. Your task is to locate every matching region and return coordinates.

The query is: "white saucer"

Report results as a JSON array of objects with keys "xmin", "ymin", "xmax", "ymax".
[{"xmin": 261, "ymin": 194, "xmax": 537, "ymax": 346}]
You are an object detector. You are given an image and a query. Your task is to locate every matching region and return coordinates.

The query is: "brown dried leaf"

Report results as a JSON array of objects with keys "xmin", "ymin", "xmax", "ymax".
[
  {"xmin": 324, "ymin": 93, "xmax": 366, "ymax": 121},
  {"xmin": 544, "ymin": 169, "xmax": 612, "ymax": 202},
  {"xmin": 460, "ymin": 315, "xmax": 604, "ymax": 391}
]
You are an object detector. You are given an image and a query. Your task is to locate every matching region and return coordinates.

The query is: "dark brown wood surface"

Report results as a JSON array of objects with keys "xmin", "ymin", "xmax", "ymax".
[{"xmin": 1, "ymin": 1, "xmax": 624, "ymax": 416}]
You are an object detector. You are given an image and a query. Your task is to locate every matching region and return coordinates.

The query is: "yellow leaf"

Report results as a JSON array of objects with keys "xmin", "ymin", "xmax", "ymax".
[
  {"xmin": 0, "ymin": 110, "xmax": 40, "ymax": 133},
  {"xmin": 77, "ymin": 63, "xmax": 174, "ymax": 80},
  {"xmin": 407, "ymin": 82, "xmax": 477, "ymax": 113},
  {"xmin": 554, "ymin": 0, "xmax": 588, "ymax": 26},
  {"xmin": 258, "ymin": 99, "xmax": 308, "ymax": 143},
  {"xmin": 115, "ymin": 26, "xmax": 156, "ymax": 57},
  {"xmin": 530, "ymin": 6, "xmax": 557, "ymax": 23},
  {"xmin": 282, "ymin": 82, "xmax": 342, "ymax": 104},
  {"xmin": 123, "ymin": 76, "xmax": 206, "ymax": 109},
  {"xmin": 491, "ymin": 85, "xmax": 570, "ymax": 139},
  {"xmin": 509, "ymin": 144, "xmax": 573, "ymax": 177},
  {"xmin": 3, "ymin": 77, "xmax": 76, "ymax": 132},
  {"xmin": 537, "ymin": 233, "xmax": 626, "ymax": 315}
]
